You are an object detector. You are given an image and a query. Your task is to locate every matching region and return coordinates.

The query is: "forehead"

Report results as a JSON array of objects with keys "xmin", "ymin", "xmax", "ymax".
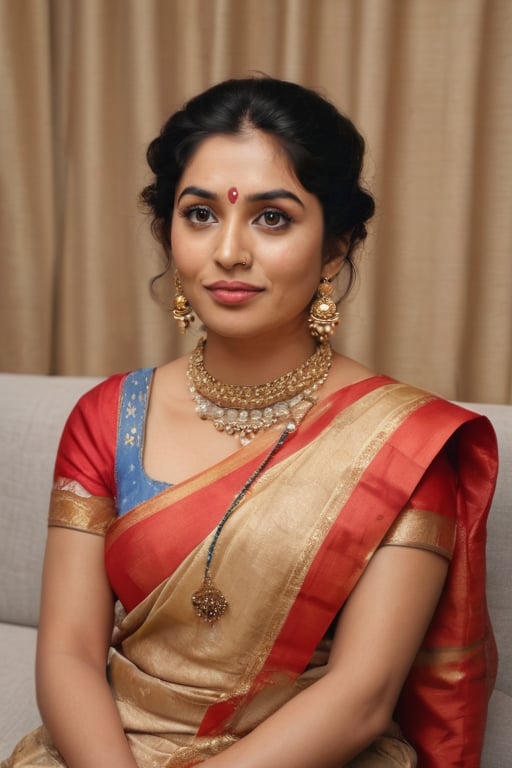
[{"xmin": 178, "ymin": 130, "xmax": 301, "ymax": 191}]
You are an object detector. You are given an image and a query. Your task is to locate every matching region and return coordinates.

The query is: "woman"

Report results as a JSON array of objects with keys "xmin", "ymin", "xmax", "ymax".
[{"xmin": 2, "ymin": 77, "xmax": 497, "ymax": 768}]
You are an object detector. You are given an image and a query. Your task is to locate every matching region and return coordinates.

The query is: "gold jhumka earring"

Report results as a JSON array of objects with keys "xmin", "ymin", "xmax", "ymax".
[
  {"xmin": 172, "ymin": 272, "xmax": 195, "ymax": 333},
  {"xmin": 308, "ymin": 277, "xmax": 340, "ymax": 341}
]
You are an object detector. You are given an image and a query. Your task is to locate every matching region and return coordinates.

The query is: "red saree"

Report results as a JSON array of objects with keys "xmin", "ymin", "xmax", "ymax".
[{"xmin": 3, "ymin": 373, "xmax": 498, "ymax": 768}]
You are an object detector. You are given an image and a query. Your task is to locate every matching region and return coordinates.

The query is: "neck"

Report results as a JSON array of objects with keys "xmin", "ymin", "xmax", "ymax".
[{"xmin": 201, "ymin": 329, "xmax": 318, "ymax": 386}]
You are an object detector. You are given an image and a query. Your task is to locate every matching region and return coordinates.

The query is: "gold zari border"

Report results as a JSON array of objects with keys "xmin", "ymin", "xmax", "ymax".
[
  {"xmin": 48, "ymin": 488, "xmax": 115, "ymax": 536},
  {"xmin": 382, "ymin": 508, "xmax": 456, "ymax": 559}
]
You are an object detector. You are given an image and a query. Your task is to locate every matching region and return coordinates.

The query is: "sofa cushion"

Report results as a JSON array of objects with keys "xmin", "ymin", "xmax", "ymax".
[
  {"xmin": 0, "ymin": 622, "xmax": 40, "ymax": 757},
  {"xmin": 482, "ymin": 689, "xmax": 511, "ymax": 767},
  {"xmin": 0, "ymin": 374, "xmax": 102, "ymax": 627},
  {"xmin": 463, "ymin": 403, "xmax": 512, "ymax": 768},
  {"xmin": 0, "ymin": 377, "xmax": 509, "ymax": 765}
]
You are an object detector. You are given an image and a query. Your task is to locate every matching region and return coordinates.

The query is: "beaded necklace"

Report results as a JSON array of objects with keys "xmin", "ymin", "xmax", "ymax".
[{"xmin": 186, "ymin": 338, "xmax": 332, "ymax": 444}]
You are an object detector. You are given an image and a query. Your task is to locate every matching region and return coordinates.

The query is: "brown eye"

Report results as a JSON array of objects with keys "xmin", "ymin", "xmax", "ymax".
[
  {"xmin": 263, "ymin": 211, "xmax": 281, "ymax": 226},
  {"xmin": 193, "ymin": 207, "xmax": 212, "ymax": 223},
  {"xmin": 184, "ymin": 205, "xmax": 216, "ymax": 225},
  {"xmin": 255, "ymin": 209, "xmax": 292, "ymax": 230}
]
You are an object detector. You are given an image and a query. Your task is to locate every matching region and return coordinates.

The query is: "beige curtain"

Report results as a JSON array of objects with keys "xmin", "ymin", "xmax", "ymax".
[{"xmin": 1, "ymin": 0, "xmax": 511, "ymax": 403}]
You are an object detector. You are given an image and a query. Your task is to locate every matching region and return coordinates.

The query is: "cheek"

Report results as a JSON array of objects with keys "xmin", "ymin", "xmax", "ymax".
[
  {"xmin": 269, "ymin": 260, "xmax": 321, "ymax": 311},
  {"xmin": 270, "ymin": 237, "xmax": 322, "ymax": 284},
  {"xmin": 170, "ymin": 221, "xmax": 200, "ymax": 274},
  {"xmin": 170, "ymin": 215, "xmax": 186, "ymax": 252}
]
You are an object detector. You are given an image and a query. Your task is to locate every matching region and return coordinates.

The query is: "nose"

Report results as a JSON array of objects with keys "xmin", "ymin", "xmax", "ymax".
[{"xmin": 214, "ymin": 218, "xmax": 251, "ymax": 269}]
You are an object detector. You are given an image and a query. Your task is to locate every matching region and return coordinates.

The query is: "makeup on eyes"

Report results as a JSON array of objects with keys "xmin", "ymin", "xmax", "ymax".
[
  {"xmin": 178, "ymin": 204, "xmax": 293, "ymax": 231},
  {"xmin": 176, "ymin": 186, "xmax": 304, "ymax": 208}
]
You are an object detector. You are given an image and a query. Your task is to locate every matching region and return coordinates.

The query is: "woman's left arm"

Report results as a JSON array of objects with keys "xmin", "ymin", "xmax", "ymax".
[{"xmin": 202, "ymin": 544, "xmax": 449, "ymax": 768}]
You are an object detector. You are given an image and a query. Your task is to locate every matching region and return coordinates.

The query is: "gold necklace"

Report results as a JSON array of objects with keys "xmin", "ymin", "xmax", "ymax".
[{"xmin": 186, "ymin": 338, "xmax": 333, "ymax": 444}]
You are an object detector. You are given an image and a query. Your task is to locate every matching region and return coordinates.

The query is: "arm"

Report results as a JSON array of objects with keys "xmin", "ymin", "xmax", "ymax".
[
  {"xmin": 36, "ymin": 526, "xmax": 138, "ymax": 768},
  {"xmin": 200, "ymin": 544, "xmax": 449, "ymax": 768}
]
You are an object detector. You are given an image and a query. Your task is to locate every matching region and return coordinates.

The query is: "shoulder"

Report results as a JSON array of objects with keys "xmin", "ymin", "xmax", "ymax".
[
  {"xmin": 394, "ymin": 382, "xmax": 498, "ymax": 448},
  {"xmin": 331, "ymin": 365, "xmax": 497, "ymax": 477},
  {"xmin": 60, "ymin": 372, "xmax": 127, "ymax": 444},
  {"xmin": 54, "ymin": 370, "xmax": 153, "ymax": 497},
  {"xmin": 360, "ymin": 372, "xmax": 495, "ymax": 432},
  {"xmin": 377, "ymin": 381, "xmax": 499, "ymax": 493},
  {"xmin": 70, "ymin": 368, "xmax": 157, "ymax": 419},
  {"xmin": 73, "ymin": 371, "xmax": 131, "ymax": 414},
  {"xmin": 327, "ymin": 353, "xmax": 375, "ymax": 395}
]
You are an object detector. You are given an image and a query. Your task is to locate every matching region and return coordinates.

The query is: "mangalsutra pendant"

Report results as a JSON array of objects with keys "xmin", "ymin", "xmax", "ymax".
[
  {"xmin": 192, "ymin": 574, "xmax": 229, "ymax": 624},
  {"xmin": 190, "ymin": 426, "xmax": 293, "ymax": 624}
]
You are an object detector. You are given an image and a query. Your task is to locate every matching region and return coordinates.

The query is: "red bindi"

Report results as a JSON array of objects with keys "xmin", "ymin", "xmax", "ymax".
[{"xmin": 227, "ymin": 187, "xmax": 239, "ymax": 204}]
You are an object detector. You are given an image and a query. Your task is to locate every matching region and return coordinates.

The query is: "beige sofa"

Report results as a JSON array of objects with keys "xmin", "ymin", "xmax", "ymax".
[{"xmin": 0, "ymin": 373, "xmax": 510, "ymax": 763}]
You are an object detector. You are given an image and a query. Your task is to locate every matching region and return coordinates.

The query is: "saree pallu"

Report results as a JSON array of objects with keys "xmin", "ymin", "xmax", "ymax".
[{"xmin": 2, "ymin": 376, "xmax": 498, "ymax": 768}]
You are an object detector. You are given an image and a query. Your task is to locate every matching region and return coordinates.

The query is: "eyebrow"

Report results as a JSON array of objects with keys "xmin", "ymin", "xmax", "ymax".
[
  {"xmin": 176, "ymin": 186, "xmax": 304, "ymax": 207},
  {"xmin": 246, "ymin": 189, "xmax": 304, "ymax": 206},
  {"xmin": 177, "ymin": 186, "xmax": 218, "ymax": 203}
]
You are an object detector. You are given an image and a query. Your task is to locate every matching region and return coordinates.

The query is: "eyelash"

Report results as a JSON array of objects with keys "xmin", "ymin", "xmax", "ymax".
[
  {"xmin": 179, "ymin": 205, "xmax": 215, "ymax": 225},
  {"xmin": 256, "ymin": 209, "xmax": 293, "ymax": 230},
  {"xmin": 178, "ymin": 205, "xmax": 293, "ymax": 231}
]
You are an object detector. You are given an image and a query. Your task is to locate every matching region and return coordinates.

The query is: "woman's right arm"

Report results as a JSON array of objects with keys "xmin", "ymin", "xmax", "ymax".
[{"xmin": 36, "ymin": 525, "xmax": 138, "ymax": 768}]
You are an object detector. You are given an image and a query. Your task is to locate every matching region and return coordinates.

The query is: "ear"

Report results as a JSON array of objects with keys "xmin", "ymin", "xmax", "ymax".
[{"xmin": 322, "ymin": 233, "xmax": 351, "ymax": 280}]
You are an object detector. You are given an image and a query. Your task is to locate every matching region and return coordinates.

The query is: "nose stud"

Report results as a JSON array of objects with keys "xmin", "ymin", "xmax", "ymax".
[{"xmin": 227, "ymin": 187, "xmax": 239, "ymax": 204}]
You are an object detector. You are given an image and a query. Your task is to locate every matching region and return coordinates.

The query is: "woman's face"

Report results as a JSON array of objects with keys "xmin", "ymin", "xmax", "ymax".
[{"xmin": 170, "ymin": 129, "xmax": 327, "ymax": 343}]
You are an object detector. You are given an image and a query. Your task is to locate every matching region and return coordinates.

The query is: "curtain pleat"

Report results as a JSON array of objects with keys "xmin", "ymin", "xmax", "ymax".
[
  {"xmin": 0, "ymin": 0, "xmax": 55, "ymax": 372},
  {"xmin": 0, "ymin": 0, "xmax": 510, "ymax": 403}
]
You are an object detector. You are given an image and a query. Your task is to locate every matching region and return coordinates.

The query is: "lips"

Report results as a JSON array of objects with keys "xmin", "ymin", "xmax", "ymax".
[{"xmin": 205, "ymin": 281, "xmax": 264, "ymax": 305}]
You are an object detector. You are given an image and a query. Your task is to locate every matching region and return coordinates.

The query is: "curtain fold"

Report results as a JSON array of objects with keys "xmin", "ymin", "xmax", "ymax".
[
  {"xmin": 1, "ymin": 0, "xmax": 510, "ymax": 403},
  {"xmin": 0, "ymin": 1, "xmax": 55, "ymax": 373}
]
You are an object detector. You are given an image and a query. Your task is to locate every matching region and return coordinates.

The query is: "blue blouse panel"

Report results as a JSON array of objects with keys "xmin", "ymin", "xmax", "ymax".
[{"xmin": 115, "ymin": 368, "xmax": 170, "ymax": 516}]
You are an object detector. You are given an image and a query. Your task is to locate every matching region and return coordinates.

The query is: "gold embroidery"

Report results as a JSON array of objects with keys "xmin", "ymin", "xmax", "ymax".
[
  {"xmin": 124, "ymin": 426, "xmax": 137, "ymax": 446},
  {"xmin": 99, "ymin": 383, "xmax": 456, "ymax": 747},
  {"xmin": 382, "ymin": 508, "xmax": 456, "ymax": 559},
  {"xmin": 415, "ymin": 638, "xmax": 486, "ymax": 664},
  {"xmin": 212, "ymin": 383, "xmax": 437, "ymax": 703},
  {"xmin": 159, "ymin": 735, "xmax": 238, "ymax": 766},
  {"xmin": 48, "ymin": 489, "xmax": 115, "ymax": 535},
  {"xmin": 411, "ymin": 639, "xmax": 488, "ymax": 682}
]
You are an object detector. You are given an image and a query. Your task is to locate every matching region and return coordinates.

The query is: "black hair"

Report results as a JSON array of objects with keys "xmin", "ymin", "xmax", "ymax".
[{"xmin": 141, "ymin": 76, "xmax": 375, "ymax": 293}]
